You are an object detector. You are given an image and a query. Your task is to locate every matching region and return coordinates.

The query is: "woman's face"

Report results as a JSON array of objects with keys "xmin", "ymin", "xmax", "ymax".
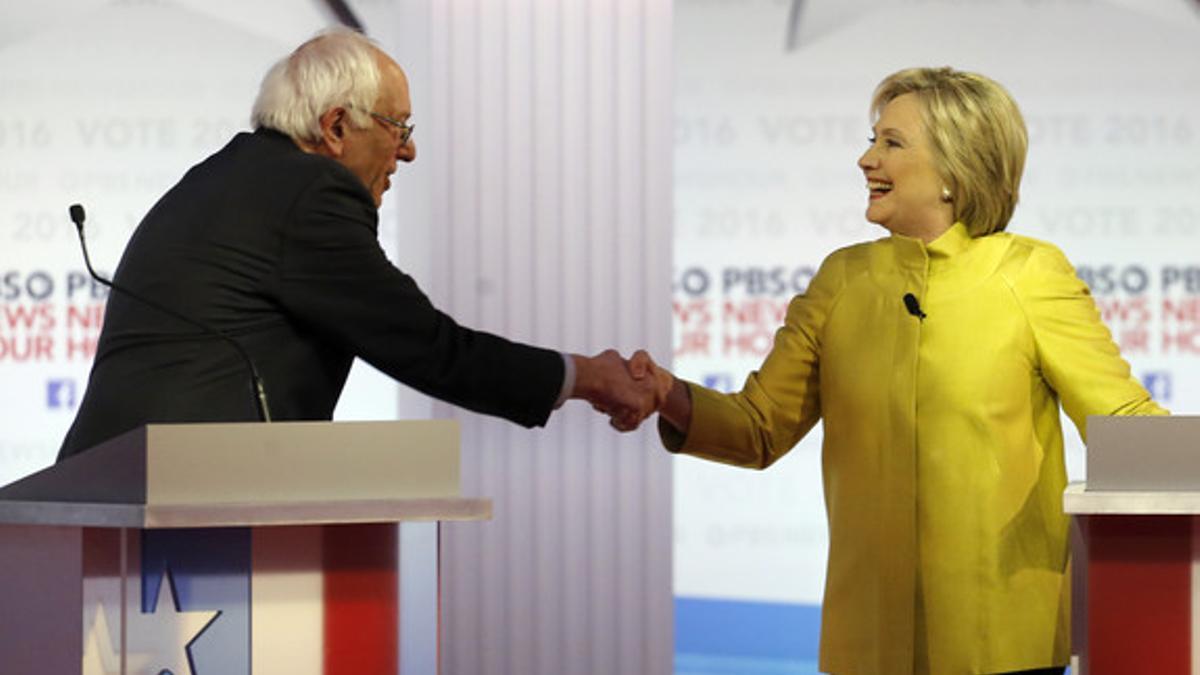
[{"xmin": 857, "ymin": 93, "xmax": 954, "ymax": 242}]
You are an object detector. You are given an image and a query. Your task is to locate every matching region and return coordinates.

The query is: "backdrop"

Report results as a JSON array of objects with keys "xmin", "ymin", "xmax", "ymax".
[{"xmin": 3, "ymin": 1, "xmax": 1200, "ymax": 673}]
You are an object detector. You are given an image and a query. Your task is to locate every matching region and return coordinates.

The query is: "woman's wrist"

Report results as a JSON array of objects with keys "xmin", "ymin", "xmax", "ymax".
[{"xmin": 658, "ymin": 376, "xmax": 692, "ymax": 434}]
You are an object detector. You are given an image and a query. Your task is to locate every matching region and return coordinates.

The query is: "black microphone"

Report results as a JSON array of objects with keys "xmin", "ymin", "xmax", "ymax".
[
  {"xmin": 902, "ymin": 293, "xmax": 926, "ymax": 320},
  {"xmin": 68, "ymin": 204, "xmax": 272, "ymax": 422}
]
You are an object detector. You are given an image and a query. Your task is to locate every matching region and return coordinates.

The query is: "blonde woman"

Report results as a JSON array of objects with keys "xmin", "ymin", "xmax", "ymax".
[{"xmin": 634, "ymin": 68, "xmax": 1167, "ymax": 675}]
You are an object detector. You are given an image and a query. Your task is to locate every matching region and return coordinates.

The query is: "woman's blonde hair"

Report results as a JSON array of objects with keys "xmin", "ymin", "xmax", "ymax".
[{"xmin": 871, "ymin": 67, "xmax": 1028, "ymax": 236}]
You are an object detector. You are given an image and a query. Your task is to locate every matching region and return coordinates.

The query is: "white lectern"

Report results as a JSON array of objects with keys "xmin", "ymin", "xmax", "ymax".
[
  {"xmin": 1066, "ymin": 415, "xmax": 1200, "ymax": 675},
  {"xmin": 0, "ymin": 421, "xmax": 487, "ymax": 675}
]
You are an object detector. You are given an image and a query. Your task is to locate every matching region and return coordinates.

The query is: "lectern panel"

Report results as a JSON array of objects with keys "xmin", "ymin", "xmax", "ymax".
[{"xmin": 0, "ymin": 524, "xmax": 83, "ymax": 675}]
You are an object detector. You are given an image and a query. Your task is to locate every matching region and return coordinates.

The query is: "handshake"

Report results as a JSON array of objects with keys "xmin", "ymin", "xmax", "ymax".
[{"xmin": 571, "ymin": 350, "xmax": 677, "ymax": 432}]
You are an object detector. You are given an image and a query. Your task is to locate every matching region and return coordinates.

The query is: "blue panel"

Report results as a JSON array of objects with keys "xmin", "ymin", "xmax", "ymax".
[
  {"xmin": 675, "ymin": 653, "xmax": 821, "ymax": 675},
  {"xmin": 675, "ymin": 598, "xmax": 1073, "ymax": 675},
  {"xmin": 142, "ymin": 528, "xmax": 251, "ymax": 675},
  {"xmin": 675, "ymin": 596, "xmax": 821, "ymax": 660}
]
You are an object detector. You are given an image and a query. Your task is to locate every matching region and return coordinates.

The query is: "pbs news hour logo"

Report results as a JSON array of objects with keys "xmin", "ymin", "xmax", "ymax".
[
  {"xmin": 673, "ymin": 265, "xmax": 816, "ymax": 362},
  {"xmin": 1, "ymin": 270, "xmax": 107, "ymax": 410},
  {"xmin": 1078, "ymin": 264, "xmax": 1200, "ymax": 359},
  {"xmin": 673, "ymin": 263, "xmax": 1200, "ymax": 403}
]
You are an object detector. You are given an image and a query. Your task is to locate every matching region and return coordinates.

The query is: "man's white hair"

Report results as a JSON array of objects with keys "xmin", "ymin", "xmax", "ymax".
[{"xmin": 251, "ymin": 28, "xmax": 382, "ymax": 143}]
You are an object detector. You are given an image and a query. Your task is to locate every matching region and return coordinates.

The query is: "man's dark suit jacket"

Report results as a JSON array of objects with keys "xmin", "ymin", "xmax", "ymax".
[{"xmin": 58, "ymin": 128, "xmax": 564, "ymax": 460}]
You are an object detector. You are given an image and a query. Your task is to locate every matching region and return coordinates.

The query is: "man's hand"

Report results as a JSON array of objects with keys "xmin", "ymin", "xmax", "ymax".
[
  {"xmin": 571, "ymin": 350, "xmax": 662, "ymax": 431},
  {"xmin": 627, "ymin": 349, "xmax": 673, "ymax": 400}
]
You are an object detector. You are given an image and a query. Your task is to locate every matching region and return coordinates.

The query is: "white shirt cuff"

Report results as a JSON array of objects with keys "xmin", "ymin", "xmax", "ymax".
[{"xmin": 554, "ymin": 352, "xmax": 575, "ymax": 409}]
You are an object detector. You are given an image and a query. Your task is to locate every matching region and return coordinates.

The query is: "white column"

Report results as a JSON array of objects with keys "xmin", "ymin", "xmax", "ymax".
[{"xmin": 401, "ymin": 1, "xmax": 674, "ymax": 673}]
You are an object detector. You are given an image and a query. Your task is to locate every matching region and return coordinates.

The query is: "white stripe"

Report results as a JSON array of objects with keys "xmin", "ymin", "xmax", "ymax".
[
  {"xmin": 400, "ymin": 523, "xmax": 439, "ymax": 675},
  {"xmin": 251, "ymin": 526, "xmax": 324, "ymax": 675}
]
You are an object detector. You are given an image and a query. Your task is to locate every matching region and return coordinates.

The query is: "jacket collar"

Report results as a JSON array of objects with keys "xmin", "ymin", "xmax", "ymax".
[
  {"xmin": 889, "ymin": 222, "xmax": 972, "ymax": 273},
  {"xmin": 926, "ymin": 221, "xmax": 972, "ymax": 258}
]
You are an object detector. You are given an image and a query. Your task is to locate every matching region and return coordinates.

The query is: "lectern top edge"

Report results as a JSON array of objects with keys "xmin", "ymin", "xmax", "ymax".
[{"xmin": 0, "ymin": 419, "xmax": 462, "ymax": 507}]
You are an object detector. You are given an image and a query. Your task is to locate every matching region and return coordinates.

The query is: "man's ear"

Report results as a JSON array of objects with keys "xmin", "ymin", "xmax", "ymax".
[{"xmin": 316, "ymin": 107, "xmax": 348, "ymax": 157}]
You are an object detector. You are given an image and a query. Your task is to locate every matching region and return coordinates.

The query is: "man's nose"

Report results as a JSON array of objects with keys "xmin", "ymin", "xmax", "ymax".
[{"xmin": 397, "ymin": 139, "xmax": 416, "ymax": 163}]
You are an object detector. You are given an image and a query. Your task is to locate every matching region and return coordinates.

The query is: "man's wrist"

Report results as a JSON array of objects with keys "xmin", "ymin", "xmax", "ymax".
[
  {"xmin": 554, "ymin": 352, "xmax": 577, "ymax": 408},
  {"xmin": 567, "ymin": 353, "xmax": 595, "ymax": 400}
]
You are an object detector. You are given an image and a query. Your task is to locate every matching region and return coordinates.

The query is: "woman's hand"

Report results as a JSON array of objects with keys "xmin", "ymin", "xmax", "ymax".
[{"xmin": 627, "ymin": 350, "xmax": 692, "ymax": 434}]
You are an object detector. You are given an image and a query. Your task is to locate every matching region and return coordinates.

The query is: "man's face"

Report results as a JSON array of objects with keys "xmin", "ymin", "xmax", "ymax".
[{"xmin": 338, "ymin": 54, "xmax": 416, "ymax": 206}]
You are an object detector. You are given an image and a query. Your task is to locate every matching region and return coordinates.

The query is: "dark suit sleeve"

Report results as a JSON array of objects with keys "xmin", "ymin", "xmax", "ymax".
[{"xmin": 270, "ymin": 165, "xmax": 564, "ymax": 427}]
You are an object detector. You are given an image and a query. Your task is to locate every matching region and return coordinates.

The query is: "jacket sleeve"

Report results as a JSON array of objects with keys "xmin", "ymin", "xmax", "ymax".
[
  {"xmin": 660, "ymin": 251, "xmax": 845, "ymax": 469},
  {"xmin": 1012, "ymin": 242, "xmax": 1168, "ymax": 441},
  {"xmin": 271, "ymin": 165, "xmax": 564, "ymax": 427}
]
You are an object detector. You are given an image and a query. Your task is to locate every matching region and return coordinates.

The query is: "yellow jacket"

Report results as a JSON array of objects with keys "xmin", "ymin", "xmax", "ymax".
[{"xmin": 663, "ymin": 223, "xmax": 1167, "ymax": 674}]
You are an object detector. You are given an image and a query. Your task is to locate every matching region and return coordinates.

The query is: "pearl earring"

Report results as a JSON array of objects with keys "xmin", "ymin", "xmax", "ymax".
[{"xmin": 940, "ymin": 186, "xmax": 953, "ymax": 203}]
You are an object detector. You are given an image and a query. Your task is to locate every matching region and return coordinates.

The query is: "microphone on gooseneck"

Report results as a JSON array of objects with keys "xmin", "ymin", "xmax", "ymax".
[
  {"xmin": 902, "ymin": 293, "xmax": 926, "ymax": 321},
  {"xmin": 68, "ymin": 204, "xmax": 272, "ymax": 423}
]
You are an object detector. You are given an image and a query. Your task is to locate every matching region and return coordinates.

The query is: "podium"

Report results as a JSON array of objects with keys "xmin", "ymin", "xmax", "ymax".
[
  {"xmin": 0, "ymin": 421, "xmax": 488, "ymax": 675},
  {"xmin": 1065, "ymin": 415, "xmax": 1200, "ymax": 675}
]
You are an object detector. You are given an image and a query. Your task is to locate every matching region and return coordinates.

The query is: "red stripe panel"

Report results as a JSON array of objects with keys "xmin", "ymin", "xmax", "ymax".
[
  {"xmin": 323, "ymin": 523, "xmax": 399, "ymax": 675},
  {"xmin": 1086, "ymin": 515, "xmax": 1191, "ymax": 675}
]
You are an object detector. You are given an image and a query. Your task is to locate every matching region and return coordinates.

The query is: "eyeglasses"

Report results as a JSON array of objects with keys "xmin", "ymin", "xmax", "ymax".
[{"xmin": 369, "ymin": 111, "xmax": 414, "ymax": 145}]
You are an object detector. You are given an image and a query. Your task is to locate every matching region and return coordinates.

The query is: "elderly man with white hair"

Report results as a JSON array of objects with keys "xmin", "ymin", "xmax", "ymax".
[{"xmin": 59, "ymin": 29, "xmax": 654, "ymax": 460}]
